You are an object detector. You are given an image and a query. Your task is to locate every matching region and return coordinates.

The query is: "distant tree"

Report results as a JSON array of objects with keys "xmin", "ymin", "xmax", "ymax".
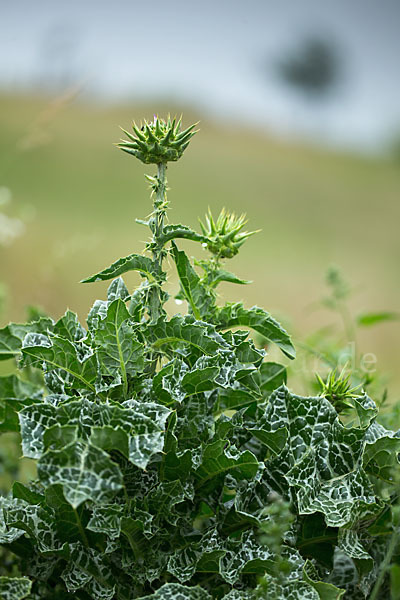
[{"xmin": 276, "ymin": 37, "xmax": 340, "ymax": 98}]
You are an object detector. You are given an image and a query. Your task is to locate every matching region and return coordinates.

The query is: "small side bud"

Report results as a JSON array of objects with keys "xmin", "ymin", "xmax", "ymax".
[
  {"xmin": 199, "ymin": 208, "xmax": 259, "ymax": 259},
  {"xmin": 316, "ymin": 367, "xmax": 362, "ymax": 413}
]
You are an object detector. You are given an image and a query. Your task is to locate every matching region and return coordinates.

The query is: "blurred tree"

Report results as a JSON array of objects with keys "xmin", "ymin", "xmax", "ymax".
[{"xmin": 275, "ymin": 36, "xmax": 340, "ymax": 98}]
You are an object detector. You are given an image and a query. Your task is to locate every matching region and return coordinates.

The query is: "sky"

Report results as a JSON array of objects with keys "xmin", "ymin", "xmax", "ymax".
[{"xmin": 1, "ymin": 0, "xmax": 400, "ymax": 151}]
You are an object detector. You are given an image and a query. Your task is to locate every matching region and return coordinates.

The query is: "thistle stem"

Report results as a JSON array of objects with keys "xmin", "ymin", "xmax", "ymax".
[
  {"xmin": 369, "ymin": 520, "xmax": 399, "ymax": 600},
  {"xmin": 153, "ymin": 162, "xmax": 167, "ymax": 265},
  {"xmin": 147, "ymin": 162, "xmax": 168, "ymax": 323}
]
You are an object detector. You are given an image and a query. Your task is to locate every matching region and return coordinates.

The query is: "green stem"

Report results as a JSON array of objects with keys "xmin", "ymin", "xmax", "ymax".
[
  {"xmin": 370, "ymin": 525, "xmax": 399, "ymax": 600},
  {"xmin": 147, "ymin": 162, "xmax": 168, "ymax": 323},
  {"xmin": 73, "ymin": 507, "xmax": 89, "ymax": 547},
  {"xmin": 154, "ymin": 162, "xmax": 167, "ymax": 240},
  {"xmin": 209, "ymin": 255, "xmax": 221, "ymax": 287},
  {"xmin": 338, "ymin": 300, "xmax": 357, "ymax": 348},
  {"xmin": 123, "ymin": 484, "xmax": 130, "ymax": 505}
]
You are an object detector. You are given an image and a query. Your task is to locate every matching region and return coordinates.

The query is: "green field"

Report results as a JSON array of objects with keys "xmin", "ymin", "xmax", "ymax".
[{"xmin": 1, "ymin": 93, "xmax": 399, "ymax": 395}]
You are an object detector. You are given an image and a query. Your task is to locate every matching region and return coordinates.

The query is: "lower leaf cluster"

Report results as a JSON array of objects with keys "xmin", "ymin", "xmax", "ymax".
[{"xmin": 0, "ymin": 278, "xmax": 399, "ymax": 600}]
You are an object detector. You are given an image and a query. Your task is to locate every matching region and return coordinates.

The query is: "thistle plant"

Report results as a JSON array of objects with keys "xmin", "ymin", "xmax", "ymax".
[{"xmin": 0, "ymin": 116, "xmax": 399, "ymax": 600}]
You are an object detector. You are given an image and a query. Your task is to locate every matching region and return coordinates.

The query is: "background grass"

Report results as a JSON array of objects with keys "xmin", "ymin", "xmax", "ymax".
[{"xmin": 1, "ymin": 93, "xmax": 399, "ymax": 396}]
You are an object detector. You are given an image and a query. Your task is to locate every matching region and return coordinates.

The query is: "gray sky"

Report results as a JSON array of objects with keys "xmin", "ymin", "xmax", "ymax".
[{"xmin": 1, "ymin": 0, "xmax": 400, "ymax": 150}]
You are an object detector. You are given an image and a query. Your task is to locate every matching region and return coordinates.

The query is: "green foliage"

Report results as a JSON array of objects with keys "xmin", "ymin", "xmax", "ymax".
[
  {"xmin": 0, "ymin": 117, "xmax": 399, "ymax": 599},
  {"xmin": 0, "ymin": 577, "xmax": 32, "ymax": 599},
  {"xmin": 298, "ymin": 265, "xmax": 398, "ymax": 404},
  {"xmin": 357, "ymin": 312, "xmax": 400, "ymax": 327}
]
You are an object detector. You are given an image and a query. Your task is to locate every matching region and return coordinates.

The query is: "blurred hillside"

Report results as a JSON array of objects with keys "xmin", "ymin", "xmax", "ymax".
[{"xmin": 1, "ymin": 94, "xmax": 399, "ymax": 394}]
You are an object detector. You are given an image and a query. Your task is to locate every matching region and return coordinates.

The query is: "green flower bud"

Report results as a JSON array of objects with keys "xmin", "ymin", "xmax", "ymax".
[
  {"xmin": 316, "ymin": 367, "xmax": 362, "ymax": 413},
  {"xmin": 118, "ymin": 116, "xmax": 198, "ymax": 164},
  {"xmin": 199, "ymin": 208, "xmax": 259, "ymax": 259}
]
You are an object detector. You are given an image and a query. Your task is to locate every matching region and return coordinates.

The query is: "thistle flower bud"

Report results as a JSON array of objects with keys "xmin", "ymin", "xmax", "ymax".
[
  {"xmin": 199, "ymin": 208, "xmax": 259, "ymax": 259},
  {"xmin": 316, "ymin": 367, "xmax": 362, "ymax": 413},
  {"xmin": 118, "ymin": 116, "xmax": 198, "ymax": 164}
]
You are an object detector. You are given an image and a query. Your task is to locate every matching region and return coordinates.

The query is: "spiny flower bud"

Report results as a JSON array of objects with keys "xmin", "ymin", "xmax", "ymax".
[
  {"xmin": 118, "ymin": 116, "xmax": 198, "ymax": 164},
  {"xmin": 199, "ymin": 208, "xmax": 259, "ymax": 259},
  {"xmin": 316, "ymin": 367, "xmax": 362, "ymax": 413}
]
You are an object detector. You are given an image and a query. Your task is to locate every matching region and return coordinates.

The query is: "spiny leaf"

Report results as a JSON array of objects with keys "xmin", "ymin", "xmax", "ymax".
[
  {"xmin": 12, "ymin": 482, "xmax": 44, "ymax": 506},
  {"xmin": 5, "ymin": 500, "xmax": 63, "ymax": 553},
  {"xmin": 19, "ymin": 402, "xmax": 61, "ymax": 459},
  {"xmin": 152, "ymin": 358, "xmax": 188, "ymax": 405},
  {"xmin": 139, "ymin": 583, "xmax": 212, "ymax": 599},
  {"xmin": 219, "ymin": 529, "xmax": 276, "ymax": 584},
  {"xmin": 120, "ymin": 515, "xmax": 148, "ymax": 559},
  {"xmin": 54, "ymin": 311, "xmax": 86, "ymax": 342},
  {"xmin": 21, "ymin": 334, "xmax": 97, "ymax": 393},
  {"xmin": 0, "ymin": 497, "xmax": 26, "ymax": 545},
  {"xmin": 326, "ymin": 548, "xmax": 363, "ymax": 597},
  {"xmin": 171, "ymin": 243, "xmax": 214, "ymax": 319},
  {"xmin": 350, "ymin": 393, "xmax": 378, "ymax": 428},
  {"xmin": 147, "ymin": 479, "xmax": 188, "ymax": 523},
  {"xmin": 107, "ymin": 276, "xmax": 130, "ymax": 302},
  {"xmin": 0, "ymin": 577, "xmax": 32, "ymax": 600},
  {"xmin": 0, "ymin": 317, "xmax": 53, "ymax": 360},
  {"xmin": 90, "ymin": 400, "xmax": 170, "ymax": 469},
  {"xmin": 62, "ymin": 542, "xmax": 115, "ymax": 599},
  {"xmin": 167, "ymin": 545, "xmax": 201, "ymax": 583},
  {"xmin": 81, "ymin": 253, "xmax": 158, "ymax": 283},
  {"xmin": 159, "ymin": 223, "xmax": 208, "ymax": 245},
  {"xmin": 20, "ymin": 397, "xmax": 170, "ymax": 469},
  {"xmin": 86, "ymin": 504, "xmax": 123, "ymax": 540},
  {"xmin": 19, "ymin": 396, "xmax": 111, "ymax": 459},
  {"xmin": 214, "ymin": 303, "xmax": 296, "ymax": 359},
  {"xmin": 160, "ymin": 414, "xmax": 193, "ymax": 482},
  {"xmin": 45, "ymin": 484, "xmax": 89, "ymax": 544},
  {"xmin": 152, "ymin": 346, "xmax": 262, "ymax": 408},
  {"xmin": 250, "ymin": 424, "xmax": 288, "ymax": 455},
  {"xmin": 261, "ymin": 386, "xmax": 378, "ymax": 527},
  {"xmin": 37, "ymin": 441, "xmax": 124, "ymax": 508},
  {"xmin": 94, "ymin": 299, "xmax": 144, "ymax": 395},
  {"xmin": 0, "ymin": 375, "xmax": 42, "ymax": 433},
  {"xmin": 337, "ymin": 529, "xmax": 372, "ymax": 565},
  {"xmin": 211, "ymin": 268, "xmax": 251, "ymax": 286},
  {"xmin": 195, "ymin": 440, "xmax": 259, "ymax": 490},
  {"xmin": 221, "ymin": 592, "xmax": 253, "ymax": 600},
  {"xmin": 145, "ymin": 314, "xmax": 229, "ymax": 357},
  {"xmin": 363, "ymin": 422, "xmax": 400, "ymax": 481},
  {"xmin": 259, "ymin": 574, "xmax": 320, "ymax": 600}
]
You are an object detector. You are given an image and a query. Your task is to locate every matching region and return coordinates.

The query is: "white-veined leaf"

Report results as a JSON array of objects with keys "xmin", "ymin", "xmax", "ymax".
[
  {"xmin": 214, "ymin": 303, "xmax": 295, "ymax": 359},
  {"xmin": 0, "ymin": 577, "xmax": 32, "ymax": 600},
  {"xmin": 37, "ymin": 440, "xmax": 123, "ymax": 508},
  {"xmin": 139, "ymin": 583, "xmax": 212, "ymax": 599}
]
